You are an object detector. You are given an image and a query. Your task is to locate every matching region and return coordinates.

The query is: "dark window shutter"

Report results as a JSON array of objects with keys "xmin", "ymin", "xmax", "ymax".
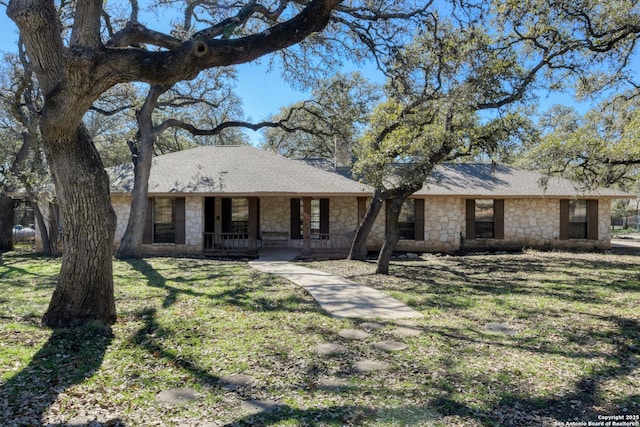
[
  {"xmin": 559, "ymin": 199, "xmax": 570, "ymax": 240},
  {"xmin": 204, "ymin": 197, "xmax": 215, "ymax": 233},
  {"xmin": 319, "ymin": 198, "xmax": 330, "ymax": 234},
  {"xmin": 414, "ymin": 198, "xmax": 425, "ymax": 241},
  {"xmin": 143, "ymin": 198, "xmax": 153, "ymax": 244},
  {"xmin": 290, "ymin": 198, "xmax": 301, "ymax": 239},
  {"xmin": 588, "ymin": 199, "xmax": 599, "ymax": 240},
  {"xmin": 494, "ymin": 199, "xmax": 504, "ymax": 240},
  {"xmin": 465, "ymin": 199, "xmax": 475, "ymax": 239},
  {"xmin": 221, "ymin": 198, "xmax": 232, "ymax": 233},
  {"xmin": 175, "ymin": 197, "xmax": 186, "ymax": 244},
  {"xmin": 248, "ymin": 197, "xmax": 259, "ymax": 240}
]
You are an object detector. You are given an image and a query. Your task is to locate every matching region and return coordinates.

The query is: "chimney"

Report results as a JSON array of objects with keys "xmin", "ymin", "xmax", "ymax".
[{"xmin": 334, "ymin": 136, "xmax": 353, "ymax": 176}]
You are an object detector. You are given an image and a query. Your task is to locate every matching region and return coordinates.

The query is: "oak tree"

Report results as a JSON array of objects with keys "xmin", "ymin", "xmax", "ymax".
[
  {"xmin": 6, "ymin": 0, "xmax": 432, "ymax": 327},
  {"xmin": 261, "ymin": 72, "xmax": 381, "ymax": 159},
  {"xmin": 519, "ymin": 98, "xmax": 640, "ymax": 190},
  {"xmin": 6, "ymin": 0, "xmax": 340, "ymax": 327},
  {"xmin": 349, "ymin": 0, "xmax": 640, "ymax": 273}
]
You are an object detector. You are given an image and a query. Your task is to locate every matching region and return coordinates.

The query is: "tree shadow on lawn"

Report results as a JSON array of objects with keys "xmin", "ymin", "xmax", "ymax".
[
  {"xmin": 389, "ymin": 254, "xmax": 640, "ymax": 307},
  {"xmin": 0, "ymin": 253, "xmax": 59, "ymax": 286},
  {"xmin": 429, "ymin": 314, "xmax": 640, "ymax": 426},
  {"xmin": 131, "ymin": 308, "xmax": 428, "ymax": 426},
  {"xmin": 219, "ymin": 403, "xmax": 437, "ymax": 427},
  {"xmin": 0, "ymin": 324, "xmax": 123, "ymax": 426},
  {"xmin": 123, "ymin": 258, "xmax": 323, "ymax": 314}
]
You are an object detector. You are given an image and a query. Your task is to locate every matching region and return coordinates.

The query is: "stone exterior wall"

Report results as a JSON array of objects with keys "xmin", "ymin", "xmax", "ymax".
[
  {"xmin": 185, "ymin": 196, "xmax": 203, "ymax": 247},
  {"xmin": 109, "ymin": 194, "xmax": 613, "ymax": 255},
  {"xmin": 112, "ymin": 195, "xmax": 204, "ymax": 255},
  {"xmin": 330, "ymin": 197, "xmax": 360, "ymax": 235},
  {"xmin": 260, "ymin": 197, "xmax": 290, "ymax": 235},
  {"xmin": 369, "ymin": 197, "xmax": 463, "ymax": 253},
  {"xmin": 420, "ymin": 197, "xmax": 462, "ymax": 251},
  {"xmin": 112, "ymin": 195, "xmax": 131, "ymax": 246},
  {"xmin": 463, "ymin": 198, "xmax": 611, "ymax": 251},
  {"xmin": 370, "ymin": 197, "xmax": 613, "ymax": 253}
]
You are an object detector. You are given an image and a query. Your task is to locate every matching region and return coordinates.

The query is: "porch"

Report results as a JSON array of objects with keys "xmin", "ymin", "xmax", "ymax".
[{"xmin": 203, "ymin": 232, "xmax": 355, "ymax": 256}]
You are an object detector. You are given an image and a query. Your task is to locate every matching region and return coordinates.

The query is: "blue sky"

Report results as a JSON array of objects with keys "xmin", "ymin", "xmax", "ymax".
[
  {"xmin": 0, "ymin": 8, "xmax": 311, "ymax": 145},
  {"xmin": 1, "ymin": 6, "xmax": 637, "ymax": 145}
]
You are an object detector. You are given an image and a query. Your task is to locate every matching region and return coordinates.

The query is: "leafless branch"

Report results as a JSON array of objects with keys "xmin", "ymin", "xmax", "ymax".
[{"xmin": 107, "ymin": 21, "xmax": 183, "ymax": 49}]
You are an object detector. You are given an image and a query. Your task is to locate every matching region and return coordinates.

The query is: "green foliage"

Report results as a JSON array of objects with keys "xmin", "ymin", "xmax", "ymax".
[
  {"xmin": 261, "ymin": 72, "xmax": 381, "ymax": 159},
  {"xmin": 518, "ymin": 96, "xmax": 640, "ymax": 190}
]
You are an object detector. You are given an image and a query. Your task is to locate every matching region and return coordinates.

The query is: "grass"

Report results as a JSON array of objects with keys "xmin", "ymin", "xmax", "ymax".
[{"xmin": 0, "ymin": 249, "xmax": 639, "ymax": 426}]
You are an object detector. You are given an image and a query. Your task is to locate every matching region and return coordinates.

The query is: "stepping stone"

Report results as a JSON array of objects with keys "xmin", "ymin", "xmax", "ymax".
[
  {"xmin": 394, "ymin": 319, "xmax": 419, "ymax": 327},
  {"xmin": 220, "ymin": 374, "xmax": 255, "ymax": 391},
  {"xmin": 241, "ymin": 399, "xmax": 280, "ymax": 415},
  {"xmin": 373, "ymin": 340, "xmax": 408, "ymax": 352},
  {"xmin": 156, "ymin": 387, "xmax": 202, "ymax": 405},
  {"xmin": 355, "ymin": 359, "xmax": 390, "ymax": 372},
  {"xmin": 484, "ymin": 323, "xmax": 517, "ymax": 335},
  {"xmin": 67, "ymin": 415, "xmax": 94, "ymax": 426},
  {"xmin": 316, "ymin": 343, "xmax": 348, "ymax": 356},
  {"xmin": 390, "ymin": 326, "xmax": 423, "ymax": 337},
  {"xmin": 338, "ymin": 329, "xmax": 370, "ymax": 340},
  {"xmin": 316, "ymin": 377, "xmax": 349, "ymax": 391},
  {"xmin": 359, "ymin": 321, "xmax": 385, "ymax": 331}
]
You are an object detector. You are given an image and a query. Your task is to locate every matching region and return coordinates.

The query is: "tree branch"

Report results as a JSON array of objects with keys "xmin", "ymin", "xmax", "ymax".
[
  {"xmin": 155, "ymin": 114, "xmax": 328, "ymax": 138},
  {"xmin": 105, "ymin": 0, "xmax": 340, "ymax": 86},
  {"xmin": 107, "ymin": 21, "xmax": 183, "ymax": 49},
  {"xmin": 70, "ymin": 0, "xmax": 102, "ymax": 49}
]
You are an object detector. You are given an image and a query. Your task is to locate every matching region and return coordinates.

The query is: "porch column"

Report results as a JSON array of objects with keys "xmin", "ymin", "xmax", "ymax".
[
  {"xmin": 248, "ymin": 197, "xmax": 259, "ymax": 256},
  {"xmin": 302, "ymin": 197, "xmax": 312, "ymax": 255}
]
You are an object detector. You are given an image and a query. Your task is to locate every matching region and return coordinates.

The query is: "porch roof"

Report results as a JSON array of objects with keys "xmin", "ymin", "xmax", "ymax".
[
  {"xmin": 417, "ymin": 164, "xmax": 633, "ymax": 198},
  {"xmin": 107, "ymin": 145, "xmax": 371, "ymax": 196}
]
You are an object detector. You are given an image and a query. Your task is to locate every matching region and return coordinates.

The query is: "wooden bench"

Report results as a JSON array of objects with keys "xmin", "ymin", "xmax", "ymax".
[{"xmin": 261, "ymin": 231, "xmax": 289, "ymax": 247}]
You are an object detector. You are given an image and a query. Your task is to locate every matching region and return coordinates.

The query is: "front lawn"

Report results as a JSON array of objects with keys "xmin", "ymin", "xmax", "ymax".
[{"xmin": 0, "ymin": 250, "xmax": 638, "ymax": 426}]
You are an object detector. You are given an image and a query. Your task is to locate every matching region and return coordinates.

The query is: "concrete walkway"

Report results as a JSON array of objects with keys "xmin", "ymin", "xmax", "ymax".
[
  {"xmin": 612, "ymin": 235, "xmax": 640, "ymax": 253},
  {"xmin": 249, "ymin": 249, "xmax": 423, "ymax": 320}
]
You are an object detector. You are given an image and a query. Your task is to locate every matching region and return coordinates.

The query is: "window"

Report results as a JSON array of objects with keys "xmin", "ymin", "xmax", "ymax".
[
  {"xmin": 303, "ymin": 199, "xmax": 328, "ymax": 238},
  {"xmin": 231, "ymin": 198, "xmax": 249, "ymax": 235},
  {"xmin": 475, "ymin": 199, "xmax": 495, "ymax": 239},
  {"xmin": 465, "ymin": 199, "xmax": 504, "ymax": 240},
  {"xmin": 384, "ymin": 198, "xmax": 424, "ymax": 241},
  {"xmin": 569, "ymin": 200, "xmax": 588, "ymax": 239},
  {"xmin": 145, "ymin": 197, "xmax": 185, "ymax": 244},
  {"xmin": 398, "ymin": 199, "xmax": 416, "ymax": 240},
  {"xmin": 560, "ymin": 199, "xmax": 598, "ymax": 240},
  {"xmin": 221, "ymin": 198, "xmax": 252, "ymax": 237},
  {"xmin": 290, "ymin": 198, "xmax": 329, "ymax": 239},
  {"xmin": 154, "ymin": 198, "xmax": 176, "ymax": 243}
]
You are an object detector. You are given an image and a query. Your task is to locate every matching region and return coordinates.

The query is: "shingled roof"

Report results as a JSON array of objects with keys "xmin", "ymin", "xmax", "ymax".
[
  {"xmin": 108, "ymin": 145, "xmax": 371, "ymax": 196},
  {"xmin": 107, "ymin": 146, "xmax": 632, "ymax": 199},
  {"xmin": 418, "ymin": 163, "xmax": 631, "ymax": 198}
]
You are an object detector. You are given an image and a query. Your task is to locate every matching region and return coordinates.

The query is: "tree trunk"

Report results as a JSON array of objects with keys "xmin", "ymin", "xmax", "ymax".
[
  {"xmin": 47, "ymin": 202, "xmax": 61, "ymax": 256},
  {"xmin": 0, "ymin": 194, "xmax": 16, "ymax": 252},
  {"xmin": 376, "ymin": 194, "xmax": 406, "ymax": 275},
  {"xmin": 115, "ymin": 135, "xmax": 153, "ymax": 259},
  {"xmin": 117, "ymin": 84, "xmax": 168, "ymax": 259},
  {"xmin": 348, "ymin": 189, "xmax": 385, "ymax": 260},
  {"xmin": 41, "ymin": 124, "xmax": 117, "ymax": 327},
  {"xmin": 376, "ymin": 182, "xmax": 424, "ymax": 275},
  {"xmin": 33, "ymin": 201, "xmax": 52, "ymax": 256}
]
